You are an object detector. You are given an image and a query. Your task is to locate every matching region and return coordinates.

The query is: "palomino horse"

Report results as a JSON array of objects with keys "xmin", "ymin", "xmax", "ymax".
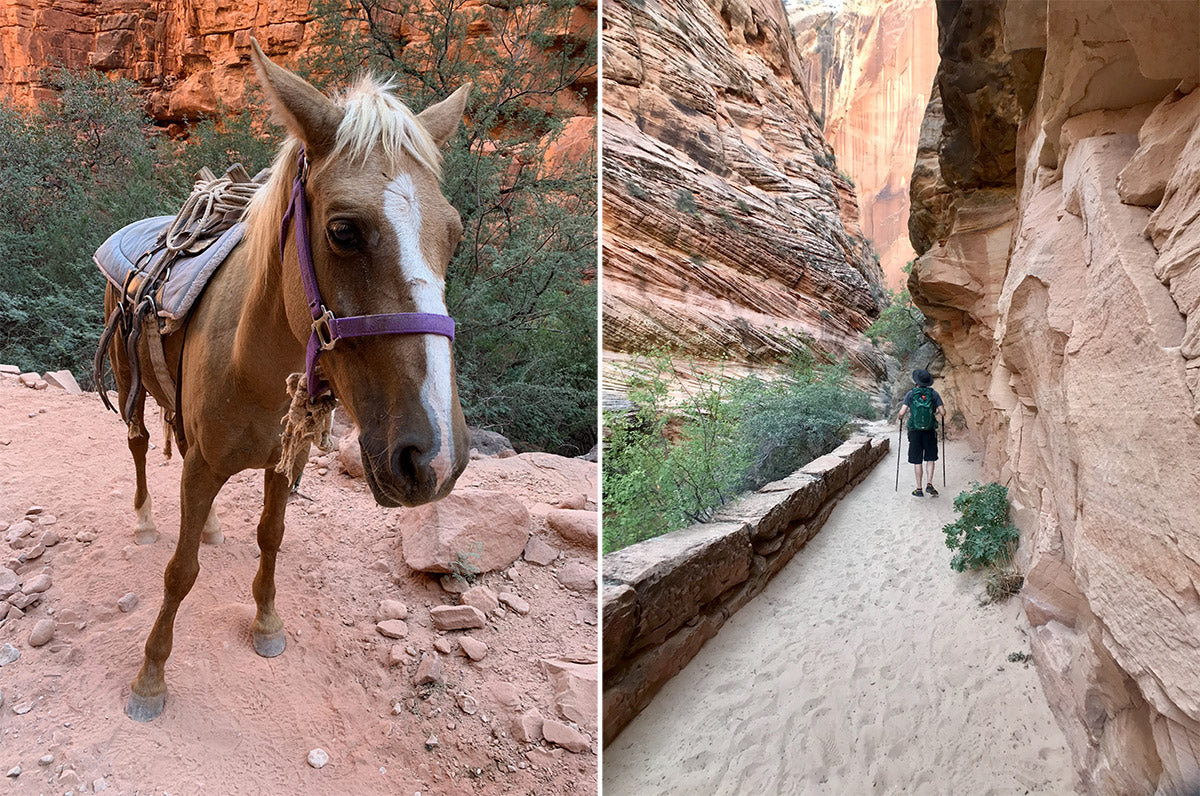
[{"xmin": 105, "ymin": 41, "xmax": 472, "ymax": 721}]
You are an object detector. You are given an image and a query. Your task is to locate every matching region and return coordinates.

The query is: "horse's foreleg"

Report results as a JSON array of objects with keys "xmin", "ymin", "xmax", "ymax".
[
  {"xmin": 250, "ymin": 467, "xmax": 290, "ymax": 658},
  {"xmin": 126, "ymin": 451, "xmax": 227, "ymax": 722}
]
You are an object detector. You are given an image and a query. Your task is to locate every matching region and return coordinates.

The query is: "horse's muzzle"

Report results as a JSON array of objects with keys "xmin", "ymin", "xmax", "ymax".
[{"xmin": 359, "ymin": 432, "xmax": 466, "ymax": 507}]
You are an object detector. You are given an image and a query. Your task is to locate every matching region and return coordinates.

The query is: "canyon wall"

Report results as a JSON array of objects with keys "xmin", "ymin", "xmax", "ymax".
[
  {"xmin": 0, "ymin": 0, "xmax": 595, "ymax": 126},
  {"xmin": 0, "ymin": 0, "xmax": 311, "ymax": 122},
  {"xmin": 602, "ymin": 0, "xmax": 888, "ymax": 401},
  {"xmin": 791, "ymin": 0, "xmax": 939, "ymax": 287},
  {"xmin": 908, "ymin": 0, "xmax": 1200, "ymax": 791}
]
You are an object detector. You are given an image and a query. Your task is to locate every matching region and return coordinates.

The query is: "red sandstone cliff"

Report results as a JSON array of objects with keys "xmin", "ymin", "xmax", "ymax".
[
  {"xmin": 0, "ymin": 0, "xmax": 312, "ymax": 121},
  {"xmin": 791, "ymin": 0, "xmax": 938, "ymax": 288},
  {"xmin": 909, "ymin": 1, "xmax": 1200, "ymax": 791},
  {"xmin": 602, "ymin": 0, "xmax": 888, "ymax": 401}
]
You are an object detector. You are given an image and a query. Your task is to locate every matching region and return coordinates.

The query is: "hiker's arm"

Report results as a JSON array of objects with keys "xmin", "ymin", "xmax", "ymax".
[{"xmin": 897, "ymin": 405, "xmax": 908, "ymax": 424}]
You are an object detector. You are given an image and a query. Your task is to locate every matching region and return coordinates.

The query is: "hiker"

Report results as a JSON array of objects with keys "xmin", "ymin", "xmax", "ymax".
[{"xmin": 897, "ymin": 369, "xmax": 946, "ymax": 497}]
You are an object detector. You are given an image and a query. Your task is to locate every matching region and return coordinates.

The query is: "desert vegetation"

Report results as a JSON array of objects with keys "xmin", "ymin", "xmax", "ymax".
[{"xmin": 603, "ymin": 350, "xmax": 873, "ymax": 553}]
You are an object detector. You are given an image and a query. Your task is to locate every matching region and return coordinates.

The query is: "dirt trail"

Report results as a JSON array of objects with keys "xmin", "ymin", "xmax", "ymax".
[
  {"xmin": 604, "ymin": 428, "xmax": 1075, "ymax": 795},
  {"xmin": 0, "ymin": 377, "xmax": 597, "ymax": 795}
]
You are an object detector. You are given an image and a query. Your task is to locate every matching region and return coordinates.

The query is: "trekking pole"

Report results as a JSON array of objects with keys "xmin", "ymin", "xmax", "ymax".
[
  {"xmin": 942, "ymin": 417, "xmax": 947, "ymax": 487},
  {"xmin": 895, "ymin": 424, "xmax": 902, "ymax": 491}
]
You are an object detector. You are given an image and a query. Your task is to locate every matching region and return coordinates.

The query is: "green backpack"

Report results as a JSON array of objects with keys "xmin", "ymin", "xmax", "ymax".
[{"xmin": 908, "ymin": 387, "xmax": 936, "ymax": 431}]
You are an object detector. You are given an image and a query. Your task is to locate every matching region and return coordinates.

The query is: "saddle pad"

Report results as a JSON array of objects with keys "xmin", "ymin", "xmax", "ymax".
[{"xmin": 93, "ymin": 216, "xmax": 245, "ymax": 322}]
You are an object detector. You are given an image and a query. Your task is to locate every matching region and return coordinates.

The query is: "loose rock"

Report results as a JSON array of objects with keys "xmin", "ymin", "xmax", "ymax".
[
  {"xmin": 18, "ymin": 543, "xmax": 45, "ymax": 562},
  {"xmin": 6, "ymin": 765, "xmax": 19, "ymax": 778},
  {"xmin": 22, "ymin": 573, "xmax": 51, "ymax": 594},
  {"xmin": 36, "ymin": 514, "xmax": 56, "ymax": 526},
  {"xmin": 28, "ymin": 618, "xmax": 55, "ymax": 647},
  {"xmin": 543, "ymin": 719, "xmax": 589, "ymax": 753},
  {"xmin": 117, "ymin": 593, "xmax": 139, "ymax": 613},
  {"xmin": 307, "ymin": 748, "xmax": 329, "ymax": 769},
  {"xmin": 512, "ymin": 709, "xmax": 544, "ymax": 743},
  {"xmin": 5, "ymin": 520, "xmax": 33, "ymax": 544},
  {"xmin": 0, "ymin": 570, "xmax": 20, "ymax": 599},
  {"xmin": 556, "ymin": 560, "xmax": 597, "ymax": 592},
  {"xmin": 459, "ymin": 636, "xmax": 488, "ymax": 661},
  {"xmin": 75, "ymin": 531, "xmax": 97, "ymax": 543},
  {"xmin": 498, "ymin": 592, "xmax": 530, "ymax": 615},
  {"xmin": 376, "ymin": 619, "xmax": 409, "ymax": 639},
  {"xmin": 461, "ymin": 584, "xmax": 499, "ymax": 615},
  {"xmin": 425, "ymin": 733, "xmax": 438, "ymax": 751},
  {"xmin": 430, "ymin": 604, "xmax": 487, "ymax": 630},
  {"xmin": 38, "ymin": 755, "xmax": 53, "ymax": 766},
  {"xmin": 546, "ymin": 508, "xmax": 597, "ymax": 547},
  {"xmin": 433, "ymin": 637, "xmax": 453, "ymax": 655},
  {"xmin": 523, "ymin": 535, "xmax": 558, "ymax": 566},
  {"xmin": 398, "ymin": 490, "xmax": 531, "ymax": 574},
  {"xmin": 93, "ymin": 777, "xmax": 109, "ymax": 792},
  {"xmin": 414, "ymin": 653, "xmax": 443, "ymax": 685},
  {"xmin": 39, "ymin": 530, "xmax": 60, "ymax": 547},
  {"xmin": 0, "ymin": 643, "xmax": 20, "ymax": 666},
  {"xmin": 387, "ymin": 644, "xmax": 406, "ymax": 667},
  {"xmin": 376, "ymin": 599, "xmax": 408, "ymax": 621},
  {"xmin": 557, "ymin": 493, "xmax": 588, "ymax": 510}
]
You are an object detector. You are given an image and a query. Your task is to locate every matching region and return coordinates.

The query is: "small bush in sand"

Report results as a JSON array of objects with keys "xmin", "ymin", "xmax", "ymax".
[
  {"xmin": 984, "ymin": 568, "xmax": 1024, "ymax": 603},
  {"xmin": 943, "ymin": 481, "xmax": 1020, "ymax": 573}
]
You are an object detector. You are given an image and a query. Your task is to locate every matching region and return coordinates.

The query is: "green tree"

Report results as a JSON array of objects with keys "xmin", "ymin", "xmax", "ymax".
[
  {"xmin": 0, "ymin": 71, "xmax": 170, "ymax": 384},
  {"xmin": 865, "ymin": 287, "xmax": 926, "ymax": 359},
  {"xmin": 303, "ymin": 0, "xmax": 597, "ymax": 455}
]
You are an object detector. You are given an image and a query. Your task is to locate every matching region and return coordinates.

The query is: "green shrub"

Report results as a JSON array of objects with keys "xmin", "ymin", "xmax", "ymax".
[
  {"xmin": 675, "ymin": 188, "xmax": 699, "ymax": 216},
  {"xmin": 865, "ymin": 288, "xmax": 926, "ymax": 359},
  {"xmin": 603, "ymin": 352, "xmax": 872, "ymax": 553},
  {"xmin": 942, "ymin": 481, "xmax": 1020, "ymax": 572},
  {"xmin": 304, "ymin": 0, "xmax": 597, "ymax": 456}
]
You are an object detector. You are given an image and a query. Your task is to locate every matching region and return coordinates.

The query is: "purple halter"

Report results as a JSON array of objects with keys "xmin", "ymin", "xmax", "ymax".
[{"xmin": 279, "ymin": 146, "xmax": 456, "ymax": 397}]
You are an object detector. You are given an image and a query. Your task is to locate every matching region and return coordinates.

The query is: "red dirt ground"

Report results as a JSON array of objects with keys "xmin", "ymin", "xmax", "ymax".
[{"xmin": 0, "ymin": 376, "xmax": 598, "ymax": 795}]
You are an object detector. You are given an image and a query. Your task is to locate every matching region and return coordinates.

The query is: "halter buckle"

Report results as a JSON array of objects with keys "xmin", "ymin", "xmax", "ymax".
[{"xmin": 313, "ymin": 308, "xmax": 337, "ymax": 350}]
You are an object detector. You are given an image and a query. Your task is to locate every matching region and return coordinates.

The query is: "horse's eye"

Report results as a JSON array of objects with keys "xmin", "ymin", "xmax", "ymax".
[{"xmin": 327, "ymin": 221, "xmax": 362, "ymax": 250}]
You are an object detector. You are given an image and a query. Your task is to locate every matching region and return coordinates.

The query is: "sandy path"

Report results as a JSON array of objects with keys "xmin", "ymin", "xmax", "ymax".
[{"xmin": 604, "ymin": 431, "xmax": 1075, "ymax": 795}]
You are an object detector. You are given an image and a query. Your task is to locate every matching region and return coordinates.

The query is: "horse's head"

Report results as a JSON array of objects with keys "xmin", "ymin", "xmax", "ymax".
[{"xmin": 250, "ymin": 42, "xmax": 471, "ymax": 507}]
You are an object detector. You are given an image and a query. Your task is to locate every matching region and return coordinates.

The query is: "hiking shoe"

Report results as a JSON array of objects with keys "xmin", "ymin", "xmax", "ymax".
[
  {"xmin": 926, "ymin": 484, "xmax": 939, "ymax": 497},
  {"xmin": 912, "ymin": 488, "xmax": 924, "ymax": 497}
]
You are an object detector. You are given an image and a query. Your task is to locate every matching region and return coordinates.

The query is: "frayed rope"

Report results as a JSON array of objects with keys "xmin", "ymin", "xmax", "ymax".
[{"xmin": 276, "ymin": 373, "xmax": 338, "ymax": 481}]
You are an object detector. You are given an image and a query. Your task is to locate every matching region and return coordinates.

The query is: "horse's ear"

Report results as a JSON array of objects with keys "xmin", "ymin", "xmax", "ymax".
[
  {"xmin": 249, "ymin": 38, "xmax": 342, "ymax": 157},
  {"xmin": 417, "ymin": 83, "xmax": 471, "ymax": 148}
]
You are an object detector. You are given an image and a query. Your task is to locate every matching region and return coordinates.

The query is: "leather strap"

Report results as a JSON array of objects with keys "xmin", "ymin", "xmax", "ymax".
[{"xmin": 280, "ymin": 147, "xmax": 455, "ymax": 397}]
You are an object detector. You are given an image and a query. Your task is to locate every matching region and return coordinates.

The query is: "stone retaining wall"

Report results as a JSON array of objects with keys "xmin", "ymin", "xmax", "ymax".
[{"xmin": 601, "ymin": 434, "xmax": 890, "ymax": 744}]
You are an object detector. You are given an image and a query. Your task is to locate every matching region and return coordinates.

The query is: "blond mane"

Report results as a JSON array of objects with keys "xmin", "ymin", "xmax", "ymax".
[{"xmin": 243, "ymin": 75, "xmax": 442, "ymax": 272}]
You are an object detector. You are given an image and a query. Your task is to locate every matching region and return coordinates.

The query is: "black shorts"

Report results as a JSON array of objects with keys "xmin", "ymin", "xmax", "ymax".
[{"xmin": 907, "ymin": 428, "xmax": 938, "ymax": 464}]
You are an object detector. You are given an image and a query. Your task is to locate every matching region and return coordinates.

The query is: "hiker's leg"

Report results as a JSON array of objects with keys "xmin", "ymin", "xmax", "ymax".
[
  {"xmin": 913, "ymin": 463, "xmax": 923, "ymax": 489},
  {"xmin": 925, "ymin": 459, "xmax": 936, "ymax": 484}
]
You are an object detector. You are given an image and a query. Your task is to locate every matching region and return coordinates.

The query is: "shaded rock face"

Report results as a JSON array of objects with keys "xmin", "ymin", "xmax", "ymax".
[
  {"xmin": 908, "ymin": 1, "xmax": 1200, "ymax": 791},
  {"xmin": 791, "ymin": 0, "xmax": 939, "ymax": 286},
  {"xmin": 602, "ymin": 0, "xmax": 888, "ymax": 399}
]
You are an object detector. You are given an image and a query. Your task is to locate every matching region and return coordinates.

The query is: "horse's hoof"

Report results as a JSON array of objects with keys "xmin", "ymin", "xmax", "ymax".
[
  {"xmin": 134, "ymin": 528, "xmax": 158, "ymax": 545},
  {"xmin": 253, "ymin": 630, "xmax": 286, "ymax": 658},
  {"xmin": 125, "ymin": 690, "xmax": 166, "ymax": 722}
]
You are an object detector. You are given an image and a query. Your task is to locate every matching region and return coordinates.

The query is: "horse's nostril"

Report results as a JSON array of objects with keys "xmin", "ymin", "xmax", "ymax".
[{"xmin": 394, "ymin": 445, "xmax": 425, "ymax": 483}]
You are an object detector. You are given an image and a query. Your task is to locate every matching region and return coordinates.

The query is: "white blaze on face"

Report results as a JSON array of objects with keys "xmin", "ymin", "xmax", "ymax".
[{"xmin": 384, "ymin": 173, "xmax": 455, "ymax": 490}]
